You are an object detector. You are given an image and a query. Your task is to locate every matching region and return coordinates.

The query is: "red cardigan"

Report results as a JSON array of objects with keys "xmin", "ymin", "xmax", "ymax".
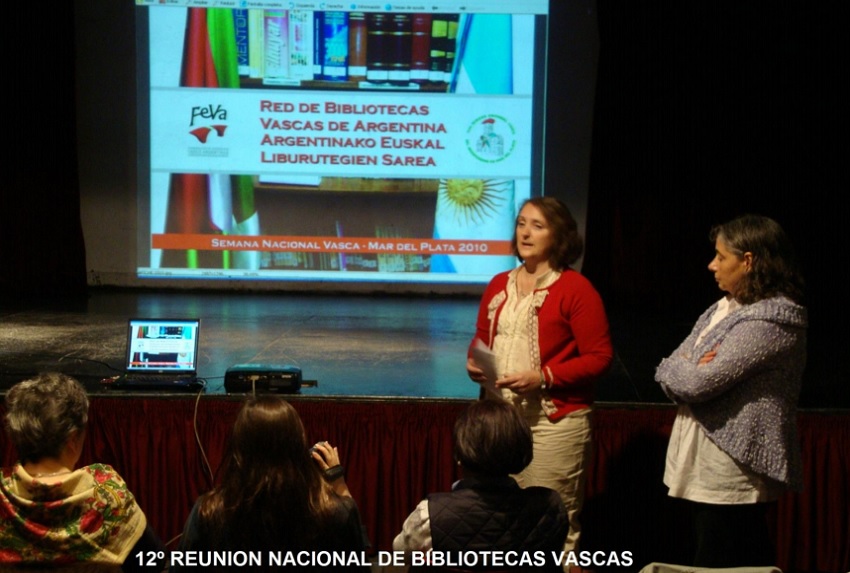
[{"xmin": 471, "ymin": 269, "xmax": 613, "ymax": 420}]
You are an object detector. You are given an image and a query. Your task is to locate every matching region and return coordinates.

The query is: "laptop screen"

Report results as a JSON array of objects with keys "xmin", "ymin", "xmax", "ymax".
[{"xmin": 125, "ymin": 318, "xmax": 201, "ymax": 373}]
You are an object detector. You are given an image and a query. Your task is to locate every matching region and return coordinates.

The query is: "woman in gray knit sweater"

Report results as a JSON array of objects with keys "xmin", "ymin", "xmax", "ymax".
[{"xmin": 656, "ymin": 215, "xmax": 806, "ymax": 568}]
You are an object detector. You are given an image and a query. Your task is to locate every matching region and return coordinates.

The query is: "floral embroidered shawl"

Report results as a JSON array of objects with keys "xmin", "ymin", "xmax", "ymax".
[{"xmin": 0, "ymin": 463, "xmax": 146, "ymax": 566}]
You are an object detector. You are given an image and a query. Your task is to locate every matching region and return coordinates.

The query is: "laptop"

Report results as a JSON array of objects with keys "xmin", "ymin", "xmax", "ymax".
[{"xmin": 109, "ymin": 318, "xmax": 204, "ymax": 391}]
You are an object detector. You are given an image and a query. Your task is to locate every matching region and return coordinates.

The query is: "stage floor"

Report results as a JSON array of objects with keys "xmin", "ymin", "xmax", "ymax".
[{"xmin": 1, "ymin": 288, "xmax": 672, "ymax": 402}]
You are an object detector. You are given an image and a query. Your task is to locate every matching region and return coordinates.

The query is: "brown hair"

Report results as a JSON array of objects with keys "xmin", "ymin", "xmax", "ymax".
[
  {"xmin": 196, "ymin": 397, "xmax": 337, "ymax": 550},
  {"xmin": 453, "ymin": 400, "xmax": 533, "ymax": 476},
  {"xmin": 512, "ymin": 197, "xmax": 584, "ymax": 270},
  {"xmin": 710, "ymin": 215, "xmax": 804, "ymax": 304},
  {"xmin": 4, "ymin": 372, "xmax": 88, "ymax": 464}
]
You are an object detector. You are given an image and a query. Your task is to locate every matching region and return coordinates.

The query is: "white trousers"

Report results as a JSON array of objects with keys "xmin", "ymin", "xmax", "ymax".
[{"xmin": 513, "ymin": 404, "xmax": 593, "ymax": 560}]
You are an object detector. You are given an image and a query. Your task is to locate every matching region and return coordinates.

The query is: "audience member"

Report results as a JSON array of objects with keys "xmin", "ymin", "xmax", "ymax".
[
  {"xmin": 1, "ymin": 372, "xmax": 162, "ymax": 571},
  {"xmin": 394, "ymin": 400, "xmax": 568, "ymax": 571},
  {"xmin": 174, "ymin": 396, "xmax": 368, "ymax": 572}
]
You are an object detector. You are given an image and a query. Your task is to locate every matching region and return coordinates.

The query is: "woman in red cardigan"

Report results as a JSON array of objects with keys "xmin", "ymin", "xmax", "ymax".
[{"xmin": 466, "ymin": 197, "xmax": 613, "ymax": 563}]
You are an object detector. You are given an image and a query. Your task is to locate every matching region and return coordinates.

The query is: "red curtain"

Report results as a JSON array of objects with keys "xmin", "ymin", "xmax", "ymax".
[{"xmin": 2, "ymin": 400, "xmax": 848, "ymax": 572}]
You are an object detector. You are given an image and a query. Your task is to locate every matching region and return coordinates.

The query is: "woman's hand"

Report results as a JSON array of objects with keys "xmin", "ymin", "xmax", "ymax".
[
  {"xmin": 310, "ymin": 441, "xmax": 341, "ymax": 469},
  {"xmin": 466, "ymin": 357, "xmax": 487, "ymax": 383},
  {"xmin": 311, "ymin": 441, "xmax": 352, "ymax": 497},
  {"xmin": 495, "ymin": 369, "xmax": 542, "ymax": 395}
]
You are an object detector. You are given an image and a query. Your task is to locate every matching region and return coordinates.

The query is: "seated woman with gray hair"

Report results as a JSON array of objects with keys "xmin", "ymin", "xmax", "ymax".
[
  {"xmin": 0, "ymin": 373, "xmax": 162, "ymax": 571},
  {"xmin": 394, "ymin": 399, "xmax": 568, "ymax": 571}
]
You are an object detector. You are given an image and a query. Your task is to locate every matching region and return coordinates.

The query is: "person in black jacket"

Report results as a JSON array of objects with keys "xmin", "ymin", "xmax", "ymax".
[{"xmin": 393, "ymin": 400, "xmax": 568, "ymax": 572}]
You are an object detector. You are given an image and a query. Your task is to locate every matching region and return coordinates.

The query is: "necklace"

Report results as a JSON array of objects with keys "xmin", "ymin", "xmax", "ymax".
[{"xmin": 517, "ymin": 265, "xmax": 547, "ymax": 297}]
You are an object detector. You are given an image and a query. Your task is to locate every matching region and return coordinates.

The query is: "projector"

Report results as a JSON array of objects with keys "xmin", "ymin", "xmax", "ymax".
[{"xmin": 224, "ymin": 364, "xmax": 302, "ymax": 394}]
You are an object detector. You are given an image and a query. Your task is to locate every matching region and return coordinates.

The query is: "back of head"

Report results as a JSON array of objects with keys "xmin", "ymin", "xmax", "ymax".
[
  {"xmin": 199, "ymin": 396, "xmax": 330, "ymax": 550},
  {"xmin": 4, "ymin": 372, "xmax": 89, "ymax": 464},
  {"xmin": 229, "ymin": 395, "xmax": 309, "ymax": 472},
  {"xmin": 219, "ymin": 396, "xmax": 318, "ymax": 506},
  {"xmin": 710, "ymin": 214, "xmax": 805, "ymax": 304},
  {"xmin": 454, "ymin": 400, "xmax": 533, "ymax": 476}
]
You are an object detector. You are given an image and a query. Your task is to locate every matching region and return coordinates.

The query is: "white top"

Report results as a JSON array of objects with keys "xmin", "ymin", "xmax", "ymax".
[
  {"xmin": 664, "ymin": 297, "xmax": 783, "ymax": 504},
  {"xmin": 392, "ymin": 499, "xmax": 432, "ymax": 552},
  {"xmin": 491, "ymin": 267, "xmax": 558, "ymax": 405}
]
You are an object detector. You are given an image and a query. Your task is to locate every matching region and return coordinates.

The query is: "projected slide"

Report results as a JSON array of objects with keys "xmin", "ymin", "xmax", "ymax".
[{"xmin": 136, "ymin": 1, "xmax": 550, "ymax": 284}]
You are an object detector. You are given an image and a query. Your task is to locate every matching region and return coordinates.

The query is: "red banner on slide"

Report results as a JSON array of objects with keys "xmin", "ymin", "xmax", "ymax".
[{"xmin": 152, "ymin": 234, "xmax": 512, "ymax": 256}]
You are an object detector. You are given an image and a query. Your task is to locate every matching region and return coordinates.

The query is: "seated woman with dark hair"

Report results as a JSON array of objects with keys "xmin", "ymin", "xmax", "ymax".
[
  {"xmin": 174, "ymin": 396, "xmax": 368, "ymax": 572},
  {"xmin": 1, "ymin": 373, "xmax": 161, "ymax": 571},
  {"xmin": 393, "ymin": 400, "xmax": 568, "ymax": 571}
]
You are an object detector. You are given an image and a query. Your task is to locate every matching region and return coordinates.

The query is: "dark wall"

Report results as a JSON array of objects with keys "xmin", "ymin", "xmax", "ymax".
[
  {"xmin": 2, "ymin": 3, "xmax": 86, "ymax": 300},
  {"xmin": 581, "ymin": 1, "xmax": 845, "ymax": 406}
]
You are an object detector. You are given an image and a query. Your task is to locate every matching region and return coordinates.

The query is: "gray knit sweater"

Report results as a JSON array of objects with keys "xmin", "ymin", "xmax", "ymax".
[{"xmin": 656, "ymin": 296, "xmax": 807, "ymax": 490}]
